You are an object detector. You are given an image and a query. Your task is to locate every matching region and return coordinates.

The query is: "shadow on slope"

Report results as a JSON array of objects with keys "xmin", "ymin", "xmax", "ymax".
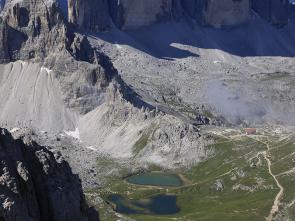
[
  {"xmin": 96, "ymin": 50, "xmax": 155, "ymax": 110},
  {"xmin": 92, "ymin": 15, "xmax": 295, "ymax": 58}
]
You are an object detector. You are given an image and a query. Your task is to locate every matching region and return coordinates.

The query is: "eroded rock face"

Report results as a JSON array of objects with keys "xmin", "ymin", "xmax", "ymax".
[
  {"xmin": 182, "ymin": 0, "xmax": 250, "ymax": 27},
  {"xmin": 109, "ymin": 0, "xmax": 173, "ymax": 29},
  {"xmin": 181, "ymin": 0, "xmax": 206, "ymax": 21},
  {"xmin": 0, "ymin": 128, "xmax": 99, "ymax": 221},
  {"xmin": 0, "ymin": 18, "xmax": 9, "ymax": 62},
  {"xmin": 252, "ymin": 0, "xmax": 289, "ymax": 27},
  {"xmin": 68, "ymin": 0, "xmax": 110, "ymax": 32},
  {"xmin": 0, "ymin": 0, "xmax": 67, "ymax": 63},
  {"xmin": 62, "ymin": 0, "xmax": 290, "ymax": 30},
  {"xmin": 204, "ymin": 0, "xmax": 250, "ymax": 27},
  {"xmin": 0, "ymin": 0, "xmax": 5, "ymax": 12}
]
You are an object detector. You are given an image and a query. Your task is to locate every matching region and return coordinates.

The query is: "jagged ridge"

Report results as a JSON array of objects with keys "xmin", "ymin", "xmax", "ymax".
[{"xmin": 0, "ymin": 128, "xmax": 99, "ymax": 221}]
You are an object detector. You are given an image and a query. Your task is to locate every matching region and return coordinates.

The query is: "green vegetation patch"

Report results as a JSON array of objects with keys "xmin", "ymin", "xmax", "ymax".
[
  {"xmin": 133, "ymin": 124, "xmax": 157, "ymax": 155},
  {"xmin": 88, "ymin": 133, "xmax": 295, "ymax": 221}
]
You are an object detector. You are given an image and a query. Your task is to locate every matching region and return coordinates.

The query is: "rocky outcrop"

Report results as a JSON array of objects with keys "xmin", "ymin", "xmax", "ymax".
[
  {"xmin": 68, "ymin": 0, "xmax": 110, "ymax": 32},
  {"xmin": 182, "ymin": 0, "xmax": 250, "ymax": 27},
  {"xmin": 252, "ymin": 0, "xmax": 289, "ymax": 27},
  {"xmin": 0, "ymin": 128, "xmax": 99, "ymax": 221},
  {"xmin": 0, "ymin": 0, "xmax": 67, "ymax": 63}
]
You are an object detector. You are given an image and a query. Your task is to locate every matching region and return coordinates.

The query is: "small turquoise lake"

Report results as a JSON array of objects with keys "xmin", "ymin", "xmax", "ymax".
[
  {"xmin": 126, "ymin": 172, "xmax": 183, "ymax": 187},
  {"xmin": 108, "ymin": 194, "xmax": 180, "ymax": 215}
]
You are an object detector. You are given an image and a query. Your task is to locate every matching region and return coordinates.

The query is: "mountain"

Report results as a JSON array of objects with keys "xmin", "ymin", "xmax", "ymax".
[
  {"xmin": 182, "ymin": 0, "xmax": 251, "ymax": 27},
  {"xmin": 252, "ymin": 0, "xmax": 289, "ymax": 27},
  {"xmin": 0, "ymin": 0, "xmax": 295, "ymax": 220},
  {"xmin": 0, "ymin": 0, "xmax": 294, "ymax": 171},
  {"xmin": 66, "ymin": 0, "xmax": 290, "ymax": 30},
  {"xmin": 0, "ymin": 128, "xmax": 98, "ymax": 221},
  {"xmin": 68, "ymin": 0, "xmax": 111, "ymax": 32}
]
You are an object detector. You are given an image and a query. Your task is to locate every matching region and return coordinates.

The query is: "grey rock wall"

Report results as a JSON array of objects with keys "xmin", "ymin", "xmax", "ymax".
[
  {"xmin": 203, "ymin": 0, "xmax": 250, "ymax": 27},
  {"xmin": 68, "ymin": 0, "xmax": 110, "ymax": 32},
  {"xmin": 67, "ymin": 0, "xmax": 291, "ymax": 31},
  {"xmin": 110, "ymin": 0, "xmax": 173, "ymax": 29},
  {"xmin": 252, "ymin": 0, "xmax": 289, "ymax": 27},
  {"xmin": 0, "ymin": 0, "xmax": 67, "ymax": 63},
  {"xmin": 0, "ymin": 0, "xmax": 5, "ymax": 12},
  {"xmin": 0, "ymin": 128, "xmax": 99, "ymax": 221},
  {"xmin": 182, "ymin": 0, "xmax": 250, "ymax": 27}
]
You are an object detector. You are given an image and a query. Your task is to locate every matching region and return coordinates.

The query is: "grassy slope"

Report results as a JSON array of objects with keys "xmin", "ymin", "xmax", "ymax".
[{"xmin": 87, "ymin": 134, "xmax": 295, "ymax": 221}]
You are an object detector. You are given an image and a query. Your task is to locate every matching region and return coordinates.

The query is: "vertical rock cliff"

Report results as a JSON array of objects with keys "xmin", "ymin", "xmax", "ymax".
[
  {"xmin": 0, "ymin": 128, "xmax": 99, "ymax": 221},
  {"xmin": 203, "ymin": 0, "xmax": 250, "ymax": 27},
  {"xmin": 0, "ymin": 0, "xmax": 67, "ymax": 63},
  {"xmin": 68, "ymin": 0, "xmax": 110, "ymax": 32},
  {"xmin": 181, "ymin": 0, "xmax": 206, "ymax": 22},
  {"xmin": 66, "ymin": 0, "xmax": 291, "ymax": 31},
  {"xmin": 0, "ymin": 18, "xmax": 9, "ymax": 62},
  {"xmin": 252, "ymin": 0, "xmax": 289, "ymax": 27},
  {"xmin": 182, "ymin": 0, "xmax": 250, "ymax": 27},
  {"xmin": 109, "ymin": 0, "xmax": 173, "ymax": 29},
  {"xmin": 0, "ymin": 0, "xmax": 4, "ymax": 12}
]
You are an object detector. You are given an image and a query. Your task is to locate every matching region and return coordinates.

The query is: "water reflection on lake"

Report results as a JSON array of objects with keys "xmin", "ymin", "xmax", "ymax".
[
  {"xmin": 126, "ymin": 172, "xmax": 183, "ymax": 187},
  {"xmin": 108, "ymin": 194, "xmax": 180, "ymax": 215}
]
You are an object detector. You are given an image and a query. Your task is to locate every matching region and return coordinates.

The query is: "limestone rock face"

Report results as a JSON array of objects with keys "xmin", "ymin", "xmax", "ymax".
[
  {"xmin": 204, "ymin": 0, "xmax": 250, "ymax": 27},
  {"xmin": 0, "ymin": 18, "xmax": 9, "ymax": 62},
  {"xmin": 181, "ymin": 0, "xmax": 206, "ymax": 21},
  {"xmin": 182, "ymin": 0, "xmax": 250, "ymax": 27},
  {"xmin": 109, "ymin": 0, "xmax": 173, "ymax": 29},
  {"xmin": 0, "ymin": 128, "xmax": 99, "ymax": 221},
  {"xmin": 0, "ymin": 0, "xmax": 4, "ymax": 12},
  {"xmin": 252, "ymin": 0, "xmax": 289, "ymax": 27},
  {"xmin": 0, "ymin": 0, "xmax": 67, "ymax": 63},
  {"xmin": 68, "ymin": 0, "xmax": 110, "ymax": 32}
]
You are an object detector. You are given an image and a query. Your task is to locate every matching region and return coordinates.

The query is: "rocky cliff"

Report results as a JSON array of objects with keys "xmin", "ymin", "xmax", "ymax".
[
  {"xmin": 91, "ymin": 0, "xmax": 252, "ymax": 29},
  {"xmin": 182, "ymin": 0, "xmax": 290, "ymax": 28},
  {"xmin": 0, "ymin": 0, "xmax": 67, "ymax": 63},
  {"xmin": 68, "ymin": 0, "xmax": 110, "ymax": 32},
  {"xmin": 0, "ymin": 0, "xmax": 4, "ymax": 12},
  {"xmin": 0, "ymin": 128, "xmax": 99, "ymax": 221},
  {"xmin": 109, "ymin": 0, "xmax": 174, "ymax": 29},
  {"xmin": 203, "ymin": 0, "xmax": 250, "ymax": 27},
  {"xmin": 252, "ymin": 0, "xmax": 289, "ymax": 27},
  {"xmin": 1, "ymin": 0, "xmax": 291, "ymax": 36},
  {"xmin": 182, "ymin": 0, "xmax": 250, "ymax": 27}
]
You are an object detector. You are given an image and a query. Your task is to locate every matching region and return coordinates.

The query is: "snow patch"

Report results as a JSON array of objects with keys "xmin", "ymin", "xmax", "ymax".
[
  {"xmin": 85, "ymin": 146, "xmax": 97, "ymax": 151},
  {"xmin": 115, "ymin": 42, "xmax": 123, "ymax": 49},
  {"xmin": 10, "ymin": 128, "xmax": 20, "ymax": 133},
  {"xmin": 41, "ymin": 66, "xmax": 52, "ymax": 75},
  {"xmin": 64, "ymin": 128, "xmax": 80, "ymax": 140},
  {"xmin": 18, "ymin": 60, "xmax": 27, "ymax": 67}
]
